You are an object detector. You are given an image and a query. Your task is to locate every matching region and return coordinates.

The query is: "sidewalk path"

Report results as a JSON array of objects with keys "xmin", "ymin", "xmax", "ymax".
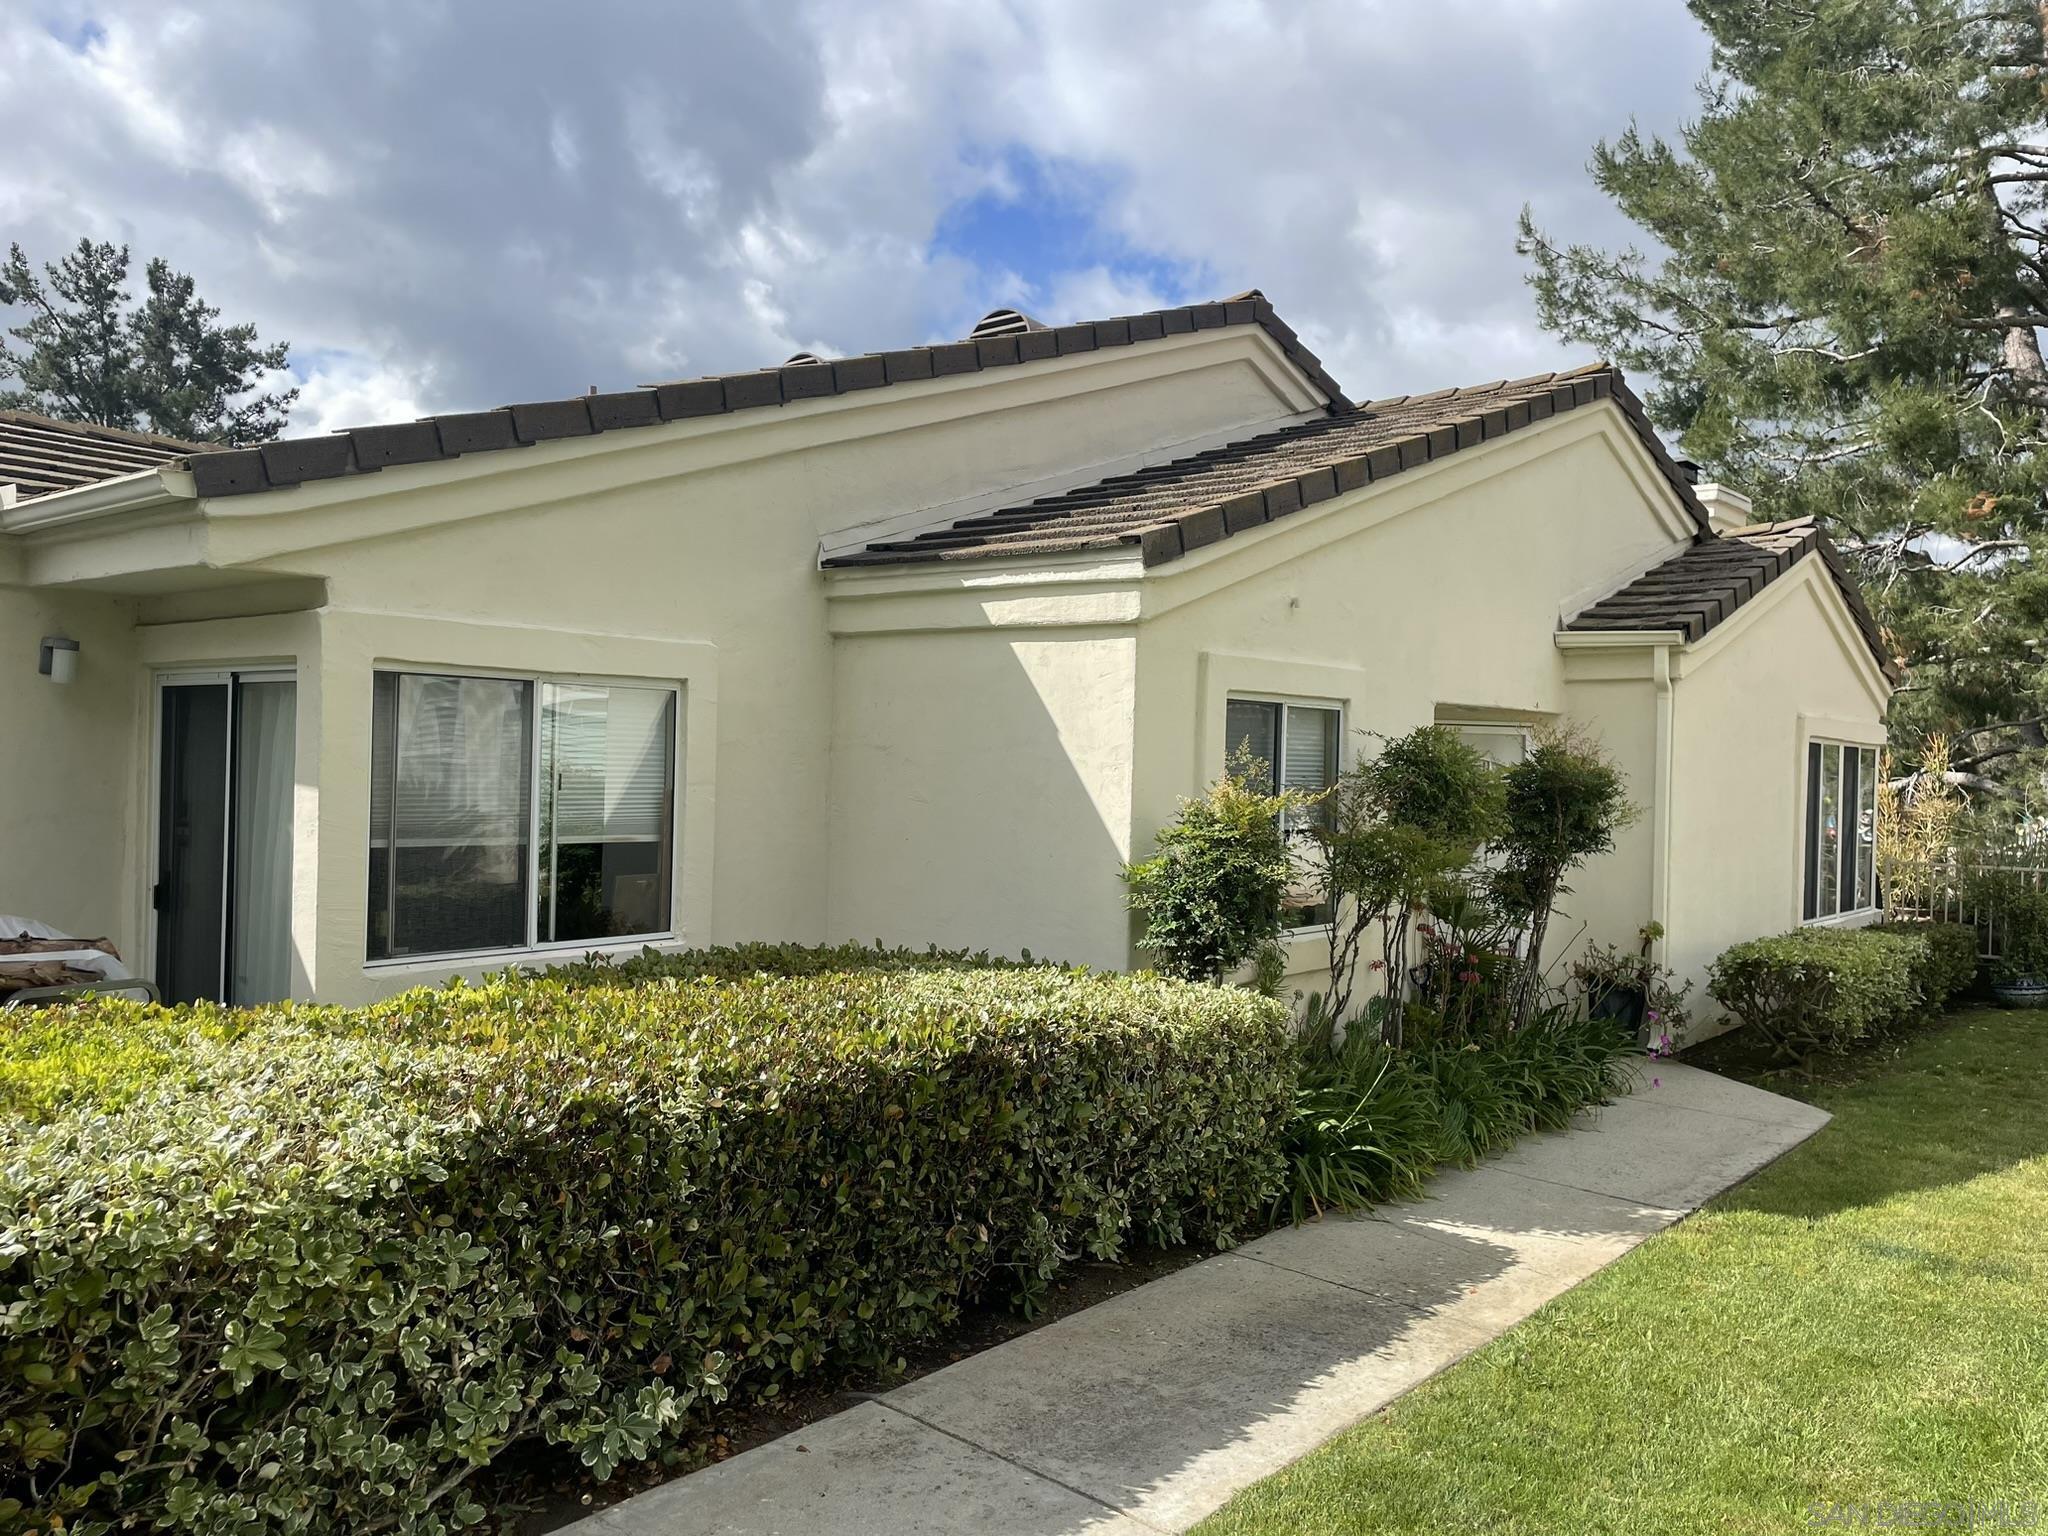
[{"xmin": 568, "ymin": 1061, "xmax": 1829, "ymax": 1536}]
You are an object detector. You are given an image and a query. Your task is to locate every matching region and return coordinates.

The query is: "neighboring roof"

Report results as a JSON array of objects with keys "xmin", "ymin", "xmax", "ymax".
[
  {"xmin": 1567, "ymin": 517, "xmax": 1896, "ymax": 680},
  {"xmin": 134, "ymin": 291, "xmax": 1345, "ymax": 503},
  {"xmin": 824, "ymin": 363, "xmax": 1710, "ymax": 568},
  {"xmin": 0, "ymin": 410, "xmax": 202, "ymax": 500}
]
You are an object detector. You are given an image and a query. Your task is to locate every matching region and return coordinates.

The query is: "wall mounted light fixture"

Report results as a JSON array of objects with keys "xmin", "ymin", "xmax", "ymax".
[{"xmin": 38, "ymin": 636, "xmax": 79, "ymax": 685}]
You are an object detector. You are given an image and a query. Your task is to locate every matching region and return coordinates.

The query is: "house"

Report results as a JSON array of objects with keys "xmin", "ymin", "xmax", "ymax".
[{"xmin": 0, "ymin": 293, "xmax": 1892, "ymax": 1030}]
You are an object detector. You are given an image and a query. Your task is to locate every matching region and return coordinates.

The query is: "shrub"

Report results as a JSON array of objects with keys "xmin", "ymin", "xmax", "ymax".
[
  {"xmin": 1992, "ymin": 886, "xmax": 2048, "ymax": 985},
  {"xmin": 1313, "ymin": 726, "xmax": 1504, "ymax": 1031},
  {"xmin": 1, "ymin": 968, "xmax": 1291, "ymax": 1534},
  {"xmin": 1707, "ymin": 927, "xmax": 1925, "ymax": 1059},
  {"xmin": 1873, "ymin": 919, "xmax": 1978, "ymax": 1013},
  {"xmin": 1123, "ymin": 748, "xmax": 1306, "ymax": 983},
  {"xmin": 1491, "ymin": 727, "xmax": 1638, "ymax": 1028},
  {"xmin": 542, "ymin": 938, "xmax": 1043, "ymax": 986}
]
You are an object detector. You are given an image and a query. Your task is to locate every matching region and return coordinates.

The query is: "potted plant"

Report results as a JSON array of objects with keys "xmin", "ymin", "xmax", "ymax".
[
  {"xmin": 1991, "ymin": 887, "xmax": 2048, "ymax": 1008},
  {"xmin": 1572, "ymin": 923, "xmax": 1692, "ymax": 1046}
]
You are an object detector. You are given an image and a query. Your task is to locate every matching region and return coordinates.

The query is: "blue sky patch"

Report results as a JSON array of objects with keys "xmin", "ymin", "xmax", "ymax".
[
  {"xmin": 929, "ymin": 145, "xmax": 1209, "ymax": 322},
  {"xmin": 45, "ymin": 13, "xmax": 105, "ymax": 52}
]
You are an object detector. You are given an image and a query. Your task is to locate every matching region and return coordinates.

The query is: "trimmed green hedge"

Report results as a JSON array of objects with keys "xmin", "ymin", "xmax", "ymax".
[
  {"xmin": 540, "ymin": 938, "xmax": 1042, "ymax": 986},
  {"xmin": 0, "ymin": 966, "xmax": 1290, "ymax": 1534},
  {"xmin": 1707, "ymin": 922, "xmax": 1977, "ymax": 1059},
  {"xmin": 1875, "ymin": 919, "xmax": 1980, "ymax": 1012}
]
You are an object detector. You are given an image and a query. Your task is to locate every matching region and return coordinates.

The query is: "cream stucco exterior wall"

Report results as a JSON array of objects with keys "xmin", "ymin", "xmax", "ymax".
[
  {"xmin": 0, "ymin": 579, "xmax": 144, "ymax": 952},
  {"xmin": 818, "ymin": 404, "xmax": 1718, "ymax": 994},
  {"xmin": 828, "ymin": 627, "xmax": 1139, "ymax": 968},
  {"xmin": 1124, "ymin": 407, "xmax": 1691, "ymax": 994},
  {"xmin": 1661, "ymin": 560, "xmax": 1893, "ymax": 1009},
  {"xmin": 1, "ymin": 335, "xmax": 1888, "ymax": 1015},
  {"xmin": 0, "ymin": 329, "xmax": 1324, "ymax": 1001}
]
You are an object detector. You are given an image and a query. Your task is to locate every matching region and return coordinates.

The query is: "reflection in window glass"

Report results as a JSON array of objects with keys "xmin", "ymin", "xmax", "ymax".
[
  {"xmin": 368, "ymin": 672, "xmax": 533, "ymax": 960},
  {"xmin": 1224, "ymin": 698, "xmax": 1279, "ymax": 782},
  {"xmin": 1224, "ymin": 697, "xmax": 1340, "ymax": 926},
  {"xmin": 1817, "ymin": 743, "xmax": 1842, "ymax": 918},
  {"xmin": 537, "ymin": 683, "xmax": 677, "ymax": 943},
  {"xmin": 368, "ymin": 671, "xmax": 679, "ymax": 961},
  {"xmin": 1855, "ymin": 746, "xmax": 1878, "ymax": 911},
  {"xmin": 1804, "ymin": 740, "xmax": 1880, "ymax": 921}
]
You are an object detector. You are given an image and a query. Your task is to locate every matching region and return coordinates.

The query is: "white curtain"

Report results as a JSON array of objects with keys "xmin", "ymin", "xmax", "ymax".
[{"xmin": 230, "ymin": 679, "xmax": 296, "ymax": 1004}]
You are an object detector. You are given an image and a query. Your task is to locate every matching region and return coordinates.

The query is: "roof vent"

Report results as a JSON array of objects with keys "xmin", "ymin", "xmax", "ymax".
[
  {"xmin": 784, "ymin": 351, "xmax": 827, "ymax": 367},
  {"xmin": 967, "ymin": 308, "xmax": 1047, "ymax": 340},
  {"xmin": 1674, "ymin": 458, "xmax": 1702, "ymax": 485}
]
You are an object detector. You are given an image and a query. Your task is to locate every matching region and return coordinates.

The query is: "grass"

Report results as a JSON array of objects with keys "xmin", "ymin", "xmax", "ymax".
[{"xmin": 1195, "ymin": 1008, "xmax": 2048, "ymax": 1535}]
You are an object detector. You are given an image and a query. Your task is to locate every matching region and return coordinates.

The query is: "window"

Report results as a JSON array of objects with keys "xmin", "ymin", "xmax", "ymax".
[
  {"xmin": 368, "ymin": 671, "xmax": 677, "ymax": 961},
  {"xmin": 1804, "ymin": 740, "xmax": 1878, "ymax": 921},
  {"xmin": 1225, "ymin": 697, "xmax": 1341, "ymax": 926},
  {"xmin": 1450, "ymin": 722, "xmax": 1530, "ymax": 769}
]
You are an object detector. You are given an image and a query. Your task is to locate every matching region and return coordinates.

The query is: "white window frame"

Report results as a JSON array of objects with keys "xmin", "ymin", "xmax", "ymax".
[
  {"xmin": 365, "ymin": 665, "xmax": 682, "ymax": 966},
  {"xmin": 1801, "ymin": 737, "xmax": 1880, "ymax": 926}
]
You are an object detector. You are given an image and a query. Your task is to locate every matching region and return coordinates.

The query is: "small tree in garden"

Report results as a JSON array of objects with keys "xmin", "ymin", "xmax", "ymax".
[
  {"xmin": 1123, "ymin": 746, "xmax": 1308, "ymax": 984},
  {"xmin": 1314, "ymin": 726, "xmax": 1504, "ymax": 1040},
  {"xmin": 1492, "ymin": 727, "xmax": 1637, "ymax": 1028}
]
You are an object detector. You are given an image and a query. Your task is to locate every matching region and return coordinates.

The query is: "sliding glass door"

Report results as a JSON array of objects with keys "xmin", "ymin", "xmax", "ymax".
[{"xmin": 154, "ymin": 672, "xmax": 297, "ymax": 1005}]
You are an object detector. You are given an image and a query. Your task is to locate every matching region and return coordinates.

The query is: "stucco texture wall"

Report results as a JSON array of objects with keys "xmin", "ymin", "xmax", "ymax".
[
  {"xmin": 1663, "ymin": 562, "xmax": 1890, "ymax": 1017},
  {"xmin": 828, "ymin": 628, "xmax": 1138, "ymax": 968},
  {"xmin": 3, "ymin": 335, "xmax": 1308, "ymax": 1004},
  {"xmin": 0, "ymin": 584, "xmax": 142, "ymax": 956},
  {"xmin": 1128, "ymin": 413, "xmax": 1685, "ymax": 991}
]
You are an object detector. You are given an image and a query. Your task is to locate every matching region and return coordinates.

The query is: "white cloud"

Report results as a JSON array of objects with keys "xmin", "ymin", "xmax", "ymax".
[
  {"xmin": 288, "ymin": 355, "xmax": 432, "ymax": 435},
  {"xmin": 0, "ymin": 0, "xmax": 1711, "ymax": 427}
]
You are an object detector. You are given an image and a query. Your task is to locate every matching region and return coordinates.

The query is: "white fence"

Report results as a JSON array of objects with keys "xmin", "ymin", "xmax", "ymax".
[{"xmin": 1883, "ymin": 838, "xmax": 2048, "ymax": 958}]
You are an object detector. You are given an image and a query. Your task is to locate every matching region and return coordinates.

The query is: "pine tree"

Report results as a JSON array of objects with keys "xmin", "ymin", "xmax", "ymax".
[
  {"xmin": 0, "ymin": 238, "xmax": 295, "ymax": 446},
  {"xmin": 1520, "ymin": 0, "xmax": 2048, "ymax": 796}
]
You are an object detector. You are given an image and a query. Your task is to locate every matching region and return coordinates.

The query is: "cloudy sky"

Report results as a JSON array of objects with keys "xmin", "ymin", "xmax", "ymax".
[{"xmin": 1, "ymin": 1, "xmax": 1712, "ymax": 435}]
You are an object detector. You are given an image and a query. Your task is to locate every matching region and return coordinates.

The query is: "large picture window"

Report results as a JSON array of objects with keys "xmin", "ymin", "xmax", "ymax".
[
  {"xmin": 368, "ymin": 671, "xmax": 677, "ymax": 961},
  {"xmin": 1804, "ymin": 740, "xmax": 1878, "ymax": 922},
  {"xmin": 1225, "ymin": 696, "xmax": 1341, "ymax": 926}
]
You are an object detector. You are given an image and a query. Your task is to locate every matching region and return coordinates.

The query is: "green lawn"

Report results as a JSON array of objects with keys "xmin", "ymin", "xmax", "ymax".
[{"xmin": 1197, "ymin": 1009, "xmax": 2048, "ymax": 1535}]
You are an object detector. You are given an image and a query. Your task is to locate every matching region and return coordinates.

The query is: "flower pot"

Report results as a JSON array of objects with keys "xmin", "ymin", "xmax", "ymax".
[
  {"xmin": 1991, "ymin": 976, "xmax": 2048, "ymax": 1009},
  {"xmin": 1586, "ymin": 980, "xmax": 1647, "ymax": 1033}
]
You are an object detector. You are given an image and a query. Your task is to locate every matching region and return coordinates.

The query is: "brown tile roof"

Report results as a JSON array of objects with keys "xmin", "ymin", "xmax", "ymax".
[
  {"xmin": 0, "ymin": 410, "xmax": 202, "ymax": 501},
  {"xmin": 145, "ymin": 291, "xmax": 1346, "ymax": 501},
  {"xmin": 824, "ymin": 363, "xmax": 1711, "ymax": 568},
  {"xmin": 1567, "ymin": 517, "xmax": 1896, "ymax": 679}
]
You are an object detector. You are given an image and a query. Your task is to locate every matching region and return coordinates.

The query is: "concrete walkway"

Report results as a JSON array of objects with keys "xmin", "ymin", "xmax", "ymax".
[{"xmin": 569, "ymin": 1061, "xmax": 1829, "ymax": 1536}]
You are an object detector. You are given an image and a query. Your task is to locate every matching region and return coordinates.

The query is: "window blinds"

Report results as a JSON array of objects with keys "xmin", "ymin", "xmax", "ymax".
[
  {"xmin": 1224, "ymin": 698, "xmax": 1279, "ymax": 782},
  {"xmin": 1281, "ymin": 706, "xmax": 1338, "ymax": 796},
  {"xmin": 539, "ymin": 683, "xmax": 676, "ymax": 844},
  {"xmin": 370, "ymin": 673, "xmax": 533, "ymax": 848}
]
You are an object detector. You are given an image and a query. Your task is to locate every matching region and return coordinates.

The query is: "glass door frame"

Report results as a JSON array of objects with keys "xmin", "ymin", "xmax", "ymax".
[{"xmin": 148, "ymin": 666, "xmax": 298, "ymax": 1002}]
